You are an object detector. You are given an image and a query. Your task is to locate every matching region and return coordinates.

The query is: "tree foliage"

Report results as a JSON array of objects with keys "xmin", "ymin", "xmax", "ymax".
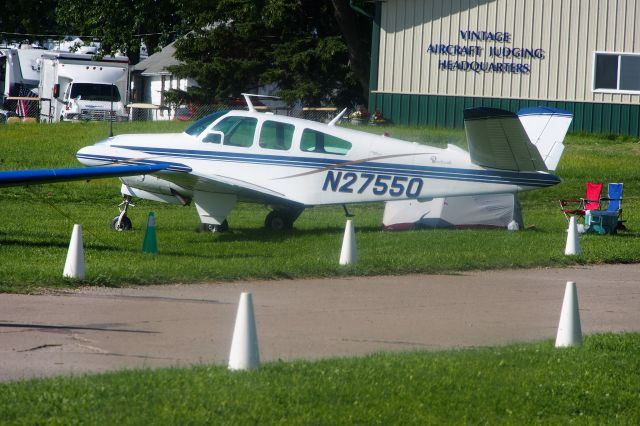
[
  {"xmin": 1, "ymin": 0, "xmax": 58, "ymax": 44},
  {"xmin": 55, "ymin": 0, "xmax": 191, "ymax": 63},
  {"xmin": 172, "ymin": 0, "xmax": 372, "ymax": 106},
  {"xmin": 2, "ymin": 0, "xmax": 372, "ymax": 107}
]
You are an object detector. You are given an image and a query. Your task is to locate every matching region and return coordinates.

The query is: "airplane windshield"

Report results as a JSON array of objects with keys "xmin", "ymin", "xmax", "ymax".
[
  {"xmin": 184, "ymin": 111, "xmax": 230, "ymax": 136},
  {"xmin": 214, "ymin": 116, "xmax": 257, "ymax": 147}
]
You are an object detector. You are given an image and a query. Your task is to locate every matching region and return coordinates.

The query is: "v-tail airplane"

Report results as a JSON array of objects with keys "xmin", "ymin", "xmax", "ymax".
[{"xmin": 0, "ymin": 95, "xmax": 572, "ymax": 232}]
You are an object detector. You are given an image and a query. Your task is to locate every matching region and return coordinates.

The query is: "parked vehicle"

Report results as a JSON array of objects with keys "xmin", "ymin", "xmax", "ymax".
[
  {"xmin": 38, "ymin": 52, "xmax": 129, "ymax": 122},
  {"xmin": 1, "ymin": 47, "xmax": 42, "ymax": 118}
]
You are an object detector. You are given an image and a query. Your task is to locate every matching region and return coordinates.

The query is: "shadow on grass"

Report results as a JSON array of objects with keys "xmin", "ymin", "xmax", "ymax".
[
  {"xmin": 205, "ymin": 225, "xmax": 384, "ymax": 243},
  {"xmin": 157, "ymin": 250, "xmax": 266, "ymax": 260},
  {"xmin": 0, "ymin": 237, "xmax": 119, "ymax": 252}
]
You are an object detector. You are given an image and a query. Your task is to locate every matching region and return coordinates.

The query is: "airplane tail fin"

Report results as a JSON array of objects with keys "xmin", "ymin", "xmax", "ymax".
[
  {"xmin": 517, "ymin": 107, "xmax": 572, "ymax": 171},
  {"xmin": 464, "ymin": 107, "xmax": 547, "ymax": 172},
  {"xmin": 463, "ymin": 107, "xmax": 572, "ymax": 172}
]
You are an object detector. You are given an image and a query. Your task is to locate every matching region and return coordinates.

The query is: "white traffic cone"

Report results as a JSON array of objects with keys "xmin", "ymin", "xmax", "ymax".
[
  {"xmin": 63, "ymin": 224, "xmax": 85, "ymax": 280},
  {"xmin": 555, "ymin": 281, "xmax": 583, "ymax": 347},
  {"xmin": 339, "ymin": 219, "xmax": 357, "ymax": 265},
  {"xmin": 228, "ymin": 292, "xmax": 260, "ymax": 370},
  {"xmin": 564, "ymin": 216, "xmax": 581, "ymax": 255}
]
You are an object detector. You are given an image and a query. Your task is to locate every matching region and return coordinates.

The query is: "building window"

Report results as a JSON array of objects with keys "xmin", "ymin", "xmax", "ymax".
[{"xmin": 593, "ymin": 52, "xmax": 640, "ymax": 93}]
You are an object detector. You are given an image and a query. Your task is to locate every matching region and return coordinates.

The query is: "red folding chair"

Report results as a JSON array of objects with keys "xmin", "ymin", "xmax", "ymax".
[{"xmin": 560, "ymin": 182, "xmax": 603, "ymax": 220}]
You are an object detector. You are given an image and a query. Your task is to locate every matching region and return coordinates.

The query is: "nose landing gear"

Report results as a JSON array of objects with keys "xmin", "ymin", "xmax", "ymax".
[{"xmin": 111, "ymin": 195, "xmax": 134, "ymax": 231}]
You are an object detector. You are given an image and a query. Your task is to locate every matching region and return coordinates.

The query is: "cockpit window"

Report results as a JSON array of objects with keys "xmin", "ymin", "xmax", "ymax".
[
  {"xmin": 259, "ymin": 120, "xmax": 294, "ymax": 151},
  {"xmin": 300, "ymin": 129, "xmax": 352, "ymax": 155},
  {"xmin": 184, "ymin": 110, "xmax": 230, "ymax": 136},
  {"xmin": 213, "ymin": 116, "xmax": 257, "ymax": 147}
]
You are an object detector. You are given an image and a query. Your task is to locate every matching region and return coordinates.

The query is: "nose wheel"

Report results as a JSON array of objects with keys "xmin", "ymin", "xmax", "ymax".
[
  {"xmin": 111, "ymin": 215, "xmax": 132, "ymax": 231},
  {"xmin": 111, "ymin": 195, "xmax": 134, "ymax": 231}
]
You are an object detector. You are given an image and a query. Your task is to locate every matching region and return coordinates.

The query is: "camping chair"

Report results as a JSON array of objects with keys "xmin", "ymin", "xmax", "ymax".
[
  {"xmin": 601, "ymin": 183, "xmax": 625, "ymax": 230},
  {"xmin": 560, "ymin": 182, "xmax": 603, "ymax": 220}
]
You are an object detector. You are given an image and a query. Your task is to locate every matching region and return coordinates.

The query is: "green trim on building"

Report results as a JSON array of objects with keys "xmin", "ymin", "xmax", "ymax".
[
  {"xmin": 369, "ymin": 93, "xmax": 640, "ymax": 136},
  {"xmin": 367, "ymin": 3, "xmax": 381, "ymax": 99}
]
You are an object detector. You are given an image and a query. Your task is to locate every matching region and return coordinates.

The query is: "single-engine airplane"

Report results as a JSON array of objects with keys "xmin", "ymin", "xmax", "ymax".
[{"xmin": 0, "ymin": 94, "xmax": 572, "ymax": 231}]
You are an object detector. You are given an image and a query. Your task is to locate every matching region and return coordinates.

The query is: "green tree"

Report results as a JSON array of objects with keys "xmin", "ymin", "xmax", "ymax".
[
  {"xmin": 55, "ymin": 0, "xmax": 191, "ymax": 63},
  {"xmin": 1, "ymin": 0, "xmax": 58, "ymax": 44},
  {"xmin": 172, "ymin": 0, "xmax": 372, "ymax": 106}
]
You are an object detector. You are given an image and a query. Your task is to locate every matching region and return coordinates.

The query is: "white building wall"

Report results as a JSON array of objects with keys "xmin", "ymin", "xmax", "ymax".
[
  {"xmin": 141, "ymin": 74, "xmax": 195, "ymax": 120},
  {"xmin": 376, "ymin": 0, "xmax": 640, "ymax": 105}
]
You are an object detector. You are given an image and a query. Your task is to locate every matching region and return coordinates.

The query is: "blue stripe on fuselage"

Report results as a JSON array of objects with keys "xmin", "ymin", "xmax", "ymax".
[
  {"xmin": 107, "ymin": 145, "xmax": 560, "ymax": 187},
  {"xmin": 76, "ymin": 153, "xmax": 192, "ymax": 172}
]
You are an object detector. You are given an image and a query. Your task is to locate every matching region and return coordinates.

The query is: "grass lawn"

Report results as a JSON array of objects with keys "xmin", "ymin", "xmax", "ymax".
[
  {"xmin": 0, "ymin": 333, "xmax": 638, "ymax": 424},
  {"xmin": 0, "ymin": 121, "xmax": 639, "ymax": 292},
  {"xmin": 1, "ymin": 122, "xmax": 638, "ymax": 424}
]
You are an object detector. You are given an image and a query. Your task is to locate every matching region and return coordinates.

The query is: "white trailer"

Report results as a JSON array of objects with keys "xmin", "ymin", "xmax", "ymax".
[
  {"xmin": 1, "ymin": 47, "xmax": 43, "ymax": 120},
  {"xmin": 38, "ymin": 53, "xmax": 129, "ymax": 123},
  {"xmin": 1, "ymin": 47, "xmax": 43, "ymax": 98}
]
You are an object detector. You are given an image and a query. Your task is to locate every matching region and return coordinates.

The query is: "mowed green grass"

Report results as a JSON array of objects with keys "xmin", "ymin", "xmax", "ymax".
[
  {"xmin": 0, "ymin": 121, "xmax": 639, "ymax": 292},
  {"xmin": 1, "ymin": 333, "xmax": 638, "ymax": 424}
]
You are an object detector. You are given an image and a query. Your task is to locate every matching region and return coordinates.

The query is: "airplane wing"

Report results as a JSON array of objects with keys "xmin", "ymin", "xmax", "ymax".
[
  {"xmin": 0, "ymin": 163, "xmax": 170, "ymax": 188},
  {"xmin": 463, "ymin": 107, "xmax": 548, "ymax": 172},
  {"xmin": 189, "ymin": 171, "xmax": 307, "ymax": 208}
]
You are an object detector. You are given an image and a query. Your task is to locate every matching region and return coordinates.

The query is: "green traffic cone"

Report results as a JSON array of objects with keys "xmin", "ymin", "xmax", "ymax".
[{"xmin": 142, "ymin": 211, "xmax": 158, "ymax": 254}]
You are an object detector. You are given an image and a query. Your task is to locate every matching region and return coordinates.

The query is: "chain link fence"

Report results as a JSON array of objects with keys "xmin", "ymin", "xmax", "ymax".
[
  {"xmin": 0, "ymin": 96, "xmax": 40, "ymax": 123},
  {"xmin": 1, "ymin": 98, "xmax": 385, "ymax": 126},
  {"xmin": 130, "ymin": 103, "xmax": 354, "ymax": 124}
]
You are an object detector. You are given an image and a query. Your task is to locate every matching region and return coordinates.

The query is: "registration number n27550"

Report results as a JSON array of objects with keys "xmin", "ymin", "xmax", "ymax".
[{"xmin": 322, "ymin": 171, "xmax": 423, "ymax": 197}]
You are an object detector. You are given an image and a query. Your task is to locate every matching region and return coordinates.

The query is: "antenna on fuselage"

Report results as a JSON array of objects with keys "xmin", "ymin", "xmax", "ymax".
[
  {"xmin": 328, "ymin": 108, "xmax": 348, "ymax": 127},
  {"xmin": 241, "ymin": 93, "xmax": 282, "ymax": 113},
  {"xmin": 242, "ymin": 93, "xmax": 256, "ymax": 113}
]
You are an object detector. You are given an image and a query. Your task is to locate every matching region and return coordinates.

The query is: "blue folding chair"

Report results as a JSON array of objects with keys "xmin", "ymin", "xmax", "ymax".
[{"xmin": 604, "ymin": 183, "xmax": 625, "ymax": 230}]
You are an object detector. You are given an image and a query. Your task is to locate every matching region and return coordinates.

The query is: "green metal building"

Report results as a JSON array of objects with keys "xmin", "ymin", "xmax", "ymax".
[{"xmin": 368, "ymin": 0, "xmax": 640, "ymax": 136}]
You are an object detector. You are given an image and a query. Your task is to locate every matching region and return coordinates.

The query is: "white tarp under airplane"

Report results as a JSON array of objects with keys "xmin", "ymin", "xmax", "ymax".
[{"xmin": 382, "ymin": 193, "xmax": 523, "ymax": 230}]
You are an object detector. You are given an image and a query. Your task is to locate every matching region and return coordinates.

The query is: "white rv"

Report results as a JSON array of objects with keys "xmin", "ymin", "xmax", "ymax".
[
  {"xmin": 38, "ymin": 53, "xmax": 129, "ymax": 122},
  {"xmin": 1, "ymin": 47, "xmax": 43, "ymax": 120},
  {"xmin": 1, "ymin": 47, "xmax": 43, "ymax": 97}
]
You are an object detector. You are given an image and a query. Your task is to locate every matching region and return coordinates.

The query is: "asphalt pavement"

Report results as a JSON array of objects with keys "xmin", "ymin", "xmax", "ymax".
[{"xmin": 1, "ymin": 264, "xmax": 639, "ymax": 382}]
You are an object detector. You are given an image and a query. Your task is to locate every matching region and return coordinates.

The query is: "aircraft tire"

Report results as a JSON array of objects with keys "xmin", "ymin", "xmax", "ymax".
[
  {"xmin": 264, "ymin": 211, "xmax": 293, "ymax": 231},
  {"xmin": 111, "ymin": 215, "xmax": 133, "ymax": 231},
  {"xmin": 196, "ymin": 219, "xmax": 229, "ymax": 233},
  {"xmin": 212, "ymin": 219, "xmax": 229, "ymax": 233}
]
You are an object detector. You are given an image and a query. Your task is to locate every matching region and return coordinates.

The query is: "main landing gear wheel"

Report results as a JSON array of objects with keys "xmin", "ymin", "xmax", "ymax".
[
  {"xmin": 111, "ymin": 215, "xmax": 132, "ymax": 231},
  {"xmin": 197, "ymin": 219, "xmax": 230, "ymax": 233},
  {"xmin": 211, "ymin": 219, "xmax": 230, "ymax": 233},
  {"xmin": 264, "ymin": 211, "xmax": 294, "ymax": 231}
]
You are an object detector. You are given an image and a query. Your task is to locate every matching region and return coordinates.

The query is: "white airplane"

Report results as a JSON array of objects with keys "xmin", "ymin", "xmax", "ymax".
[{"xmin": 0, "ymin": 95, "xmax": 572, "ymax": 232}]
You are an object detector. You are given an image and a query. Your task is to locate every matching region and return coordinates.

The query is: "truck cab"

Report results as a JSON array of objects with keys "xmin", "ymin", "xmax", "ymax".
[
  {"xmin": 38, "ymin": 53, "xmax": 129, "ymax": 123},
  {"xmin": 60, "ymin": 81, "xmax": 127, "ymax": 122}
]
